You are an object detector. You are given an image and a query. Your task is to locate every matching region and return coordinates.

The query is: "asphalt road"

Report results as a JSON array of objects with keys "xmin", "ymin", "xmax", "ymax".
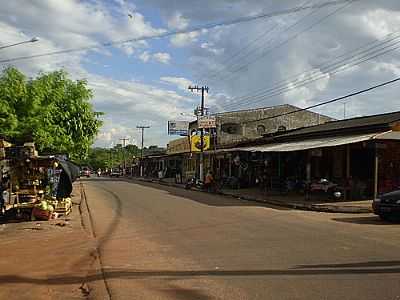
[{"xmin": 83, "ymin": 177, "xmax": 400, "ymax": 300}]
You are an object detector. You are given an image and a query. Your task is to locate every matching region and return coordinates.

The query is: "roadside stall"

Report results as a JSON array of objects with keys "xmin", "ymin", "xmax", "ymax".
[{"xmin": 3, "ymin": 142, "xmax": 79, "ymax": 221}]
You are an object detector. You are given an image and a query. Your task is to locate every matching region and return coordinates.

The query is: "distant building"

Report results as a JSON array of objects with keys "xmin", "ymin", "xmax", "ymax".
[
  {"xmin": 143, "ymin": 145, "xmax": 166, "ymax": 156},
  {"xmin": 189, "ymin": 104, "xmax": 335, "ymax": 148}
]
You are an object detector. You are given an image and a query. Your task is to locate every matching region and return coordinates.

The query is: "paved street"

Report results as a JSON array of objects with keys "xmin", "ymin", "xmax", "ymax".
[{"xmin": 83, "ymin": 177, "xmax": 400, "ymax": 300}]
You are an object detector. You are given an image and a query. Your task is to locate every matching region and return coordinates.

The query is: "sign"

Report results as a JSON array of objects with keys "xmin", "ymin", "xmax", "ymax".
[
  {"xmin": 168, "ymin": 121, "xmax": 189, "ymax": 136},
  {"xmin": 198, "ymin": 116, "xmax": 216, "ymax": 129},
  {"xmin": 191, "ymin": 135, "xmax": 210, "ymax": 152}
]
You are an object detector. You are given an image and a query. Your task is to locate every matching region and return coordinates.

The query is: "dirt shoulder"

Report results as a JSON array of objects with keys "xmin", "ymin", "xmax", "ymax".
[{"xmin": 0, "ymin": 182, "xmax": 106, "ymax": 300}]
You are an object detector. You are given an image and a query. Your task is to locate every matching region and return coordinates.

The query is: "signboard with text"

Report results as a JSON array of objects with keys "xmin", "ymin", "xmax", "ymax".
[
  {"xmin": 168, "ymin": 121, "xmax": 189, "ymax": 136},
  {"xmin": 198, "ymin": 116, "xmax": 216, "ymax": 129}
]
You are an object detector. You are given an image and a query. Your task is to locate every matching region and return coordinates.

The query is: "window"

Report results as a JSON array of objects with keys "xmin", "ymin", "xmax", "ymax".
[
  {"xmin": 221, "ymin": 123, "xmax": 240, "ymax": 134},
  {"xmin": 277, "ymin": 125, "xmax": 287, "ymax": 132},
  {"xmin": 257, "ymin": 124, "xmax": 266, "ymax": 135}
]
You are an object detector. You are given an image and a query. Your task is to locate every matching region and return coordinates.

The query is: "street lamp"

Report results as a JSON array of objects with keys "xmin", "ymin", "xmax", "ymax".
[{"xmin": 0, "ymin": 37, "xmax": 39, "ymax": 50}]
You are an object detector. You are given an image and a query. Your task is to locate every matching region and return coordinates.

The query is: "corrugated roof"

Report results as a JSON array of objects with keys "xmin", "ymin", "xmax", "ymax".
[
  {"xmin": 275, "ymin": 110, "xmax": 400, "ymax": 139},
  {"xmin": 210, "ymin": 130, "xmax": 400, "ymax": 153}
]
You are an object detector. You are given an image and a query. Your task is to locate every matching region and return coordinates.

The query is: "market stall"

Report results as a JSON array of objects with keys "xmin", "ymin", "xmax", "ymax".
[{"xmin": 3, "ymin": 142, "xmax": 79, "ymax": 220}]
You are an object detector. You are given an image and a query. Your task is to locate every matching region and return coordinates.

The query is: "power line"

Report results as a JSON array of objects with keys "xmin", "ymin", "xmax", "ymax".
[
  {"xmin": 205, "ymin": 0, "xmax": 324, "ymax": 83},
  {"xmin": 221, "ymin": 31, "xmax": 400, "ymax": 108},
  {"xmin": 242, "ymin": 76, "xmax": 400, "ymax": 124},
  {"xmin": 198, "ymin": 0, "xmax": 317, "ymax": 82},
  {"xmin": 0, "ymin": 0, "xmax": 358, "ymax": 64},
  {"xmin": 223, "ymin": 40, "xmax": 400, "ymax": 112},
  {"xmin": 215, "ymin": 1, "xmax": 353, "ymax": 85},
  {"xmin": 220, "ymin": 31, "xmax": 400, "ymax": 111},
  {"xmin": 193, "ymin": 1, "xmax": 278, "ymax": 80}
]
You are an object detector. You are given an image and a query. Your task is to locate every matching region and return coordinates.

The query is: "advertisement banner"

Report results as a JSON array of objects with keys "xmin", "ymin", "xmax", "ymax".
[{"xmin": 168, "ymin": 121, "xmax": 189, "ymax": 136}]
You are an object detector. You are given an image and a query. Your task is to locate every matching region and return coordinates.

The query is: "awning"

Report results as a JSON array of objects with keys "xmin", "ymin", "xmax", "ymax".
[{"xmin": 213, "ymin": 130, "xmax": 400, "ymax": 153}]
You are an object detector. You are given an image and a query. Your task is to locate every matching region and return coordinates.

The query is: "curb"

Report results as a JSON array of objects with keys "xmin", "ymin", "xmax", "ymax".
[
  {"xmin": 78, "ymin": 182, "xmax": 112, "ymax": 300},
  {"xmin": 129, "ymin": 177, "xmax": 372, "ymax": 214}
]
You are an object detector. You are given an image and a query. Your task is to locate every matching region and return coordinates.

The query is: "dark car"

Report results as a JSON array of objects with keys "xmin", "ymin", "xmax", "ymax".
[
  {"xmin": 373, "ymin": 189, "xmax": 400, "ymax": 221},
  {"xmin": 81, "ymin": 168, "xmax": 91, "ymax": 178}
]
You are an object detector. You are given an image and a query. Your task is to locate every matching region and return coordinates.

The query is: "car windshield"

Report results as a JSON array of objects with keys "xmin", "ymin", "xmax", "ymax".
[{"xmin": 2, "ymin": 1, "xmax": 400, "ymax": 299}]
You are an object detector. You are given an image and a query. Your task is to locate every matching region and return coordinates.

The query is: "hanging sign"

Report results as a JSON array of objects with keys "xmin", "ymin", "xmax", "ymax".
[{"xmin": 198, "ymin": 116, "xmax": 216, "ymax": 129}]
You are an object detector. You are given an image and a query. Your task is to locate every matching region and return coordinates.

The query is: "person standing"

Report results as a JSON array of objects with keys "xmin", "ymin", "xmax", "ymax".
[{"xmin": 204, "ymin": 170, "xmax": 215, "ymax": 192}]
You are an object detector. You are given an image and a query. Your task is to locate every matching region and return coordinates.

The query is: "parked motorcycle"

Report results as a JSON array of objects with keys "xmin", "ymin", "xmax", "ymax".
[{"xmin": 185, "ymin": 178, "xmax": 204, "ymax": 190}]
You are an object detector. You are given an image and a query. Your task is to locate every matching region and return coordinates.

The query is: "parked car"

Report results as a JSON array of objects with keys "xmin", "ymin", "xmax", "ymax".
[
  {"xmin": 373, "ymin": 189, "xmax": 400, "ymax": 221},
  {"xmin": 109, "ymin": 168, "xmax": 122, "ymax": 177}
]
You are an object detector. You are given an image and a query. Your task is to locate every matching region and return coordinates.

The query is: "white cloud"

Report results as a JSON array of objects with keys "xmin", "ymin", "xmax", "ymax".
[
  {"xmin": 170, "ymin": 31, "xmax": 199, "ymax": 47},
  {"xmin": 200, "ymin": 42, "xmax": 224, "ymax": 55},
  {"xmin": 160, "ymin": 76, "xmax": 194, "ymax": 91},
  {"xmin": 0, "ymin": 1, "xmax": 179, "ymax": 148},
  {"xmin": 87, "ymin": 73, "xmax": 194, "ymax": 147},
  {"xmin": 95, "ymin": 120, "xmax": 137, "ymax": 148},
  {"xmin": 153, "ymin": 52, "xmax": 171, "ymax": 64},
  {"xmin": 0, "ymin": 0, "xmax": 163, "ymax": 66},
  {"xmin": 138, "ymin": 51, "xmax": 171, "ymax": 64},
  {"xmin": 139, "ymin": 51, "xmax": 151, "ymax": 62},
  {"xmin": 359, "ymin": 8, "xmax": 400, "ymax": 39},
  {"xmin": 167, "ymin": 12, "xmax": 189, "ymax": 30}
]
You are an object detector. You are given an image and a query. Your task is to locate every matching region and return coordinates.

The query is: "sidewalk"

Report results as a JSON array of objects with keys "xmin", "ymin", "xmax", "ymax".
[
  {"xmin": 0, "ymin": 183, "xmax": 101, "ymax": 300},
  {"xmin": 132, "ymin": 177, "xmax": 372, "ymax": 214}
]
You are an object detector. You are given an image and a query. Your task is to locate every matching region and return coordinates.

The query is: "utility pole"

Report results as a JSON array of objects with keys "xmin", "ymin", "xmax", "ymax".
[
  {"xmin": 120, "ymin": 138, "xmax": 129, "ymax": 175},
  {"xmin": 188, "ymin": 85, "xmax": 209, "ymax": 182},
  {"xmin": 137, "ymin": 126, "xmax": 150, "ymax": 177},
  {"xmin": 109, "ymin": 148, "xmax": 113, "ymax": 169}
]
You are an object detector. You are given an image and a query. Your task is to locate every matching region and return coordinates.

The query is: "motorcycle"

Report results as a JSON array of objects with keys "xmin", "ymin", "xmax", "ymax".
[{"xmin": 185, "ymin": 177, "xmax": 204, "ymax": 190}]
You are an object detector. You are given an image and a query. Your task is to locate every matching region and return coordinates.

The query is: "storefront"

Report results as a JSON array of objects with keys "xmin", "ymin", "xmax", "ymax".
[{"xmin": 220, "ymin": 126, "xmax": 400, "ymax": 200}]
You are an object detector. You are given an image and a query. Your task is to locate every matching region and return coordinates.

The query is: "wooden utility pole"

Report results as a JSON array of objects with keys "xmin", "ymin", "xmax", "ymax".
[
  {"xmin": 188, "ymin": 85, "xmax": 209, "ymax": 182},
  {"xmin": 137, "ymin": 126, "xmax": 150, "ymax": 177},
  {"xmin": 120, "ymin": 138, "xmax": 129, "ymax": 175}
]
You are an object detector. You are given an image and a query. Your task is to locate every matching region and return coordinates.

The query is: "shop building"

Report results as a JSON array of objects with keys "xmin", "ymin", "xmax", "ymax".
[{"xmin": 206, "ymin": 111, "xmax": 400, "ymax": 200}]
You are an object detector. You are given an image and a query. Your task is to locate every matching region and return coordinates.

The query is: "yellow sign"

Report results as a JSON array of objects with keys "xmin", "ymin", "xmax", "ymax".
[{"xmin": 191, "ymin": 135, "xmax": 210, "ymax": 152}]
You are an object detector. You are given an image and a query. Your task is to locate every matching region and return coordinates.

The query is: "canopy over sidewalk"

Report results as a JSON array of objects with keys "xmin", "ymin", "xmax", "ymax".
[{"xmin": 210, "ymin": 130, "xmax": 400, "ymax": 153}]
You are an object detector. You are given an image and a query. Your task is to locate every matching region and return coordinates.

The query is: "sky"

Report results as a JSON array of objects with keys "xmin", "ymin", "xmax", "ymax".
[{"xmin": 0, "ymin": 0, "xmax": 400, "ymax": 148}]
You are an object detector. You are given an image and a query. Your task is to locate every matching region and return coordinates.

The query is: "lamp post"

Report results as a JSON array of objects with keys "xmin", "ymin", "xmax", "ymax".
[{"xmin": 0, "ymin": 37, "xmax": 39, "ymax": 50}]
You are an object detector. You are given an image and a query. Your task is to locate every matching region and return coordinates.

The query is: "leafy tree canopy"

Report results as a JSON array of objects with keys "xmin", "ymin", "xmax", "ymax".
[
  {"xmin": 75, "ymin": 144, "xmax": 165, "ymax": 170},
  {"xmin": 0, "ymin": 66, "xmax": 102, "ymax": 159},
  {"xmin": 75, "ymin": 144, "xmax": 141, "ymax": 170}
]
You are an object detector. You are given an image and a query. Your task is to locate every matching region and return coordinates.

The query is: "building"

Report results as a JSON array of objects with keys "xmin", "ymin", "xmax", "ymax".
[
  {"xmin": 142, "ymin": 109, "xmax": 400, "ymax": 202},
  {"xmin": 209, "ymin": 110, "xmax": 400, "ymax": 200},
  {"xmin": 189, "ymin": 104, "xmax": 335, "ymax": 149}
]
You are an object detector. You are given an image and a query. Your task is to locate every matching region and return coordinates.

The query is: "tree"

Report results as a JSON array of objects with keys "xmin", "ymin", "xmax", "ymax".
[
  {"xmin": 76, "ymin": 144, "xmax": 142, "ymax": 170},
  {"xmin": 0, "ymin": 67, "xmax": 102, "ymax": 159}
]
